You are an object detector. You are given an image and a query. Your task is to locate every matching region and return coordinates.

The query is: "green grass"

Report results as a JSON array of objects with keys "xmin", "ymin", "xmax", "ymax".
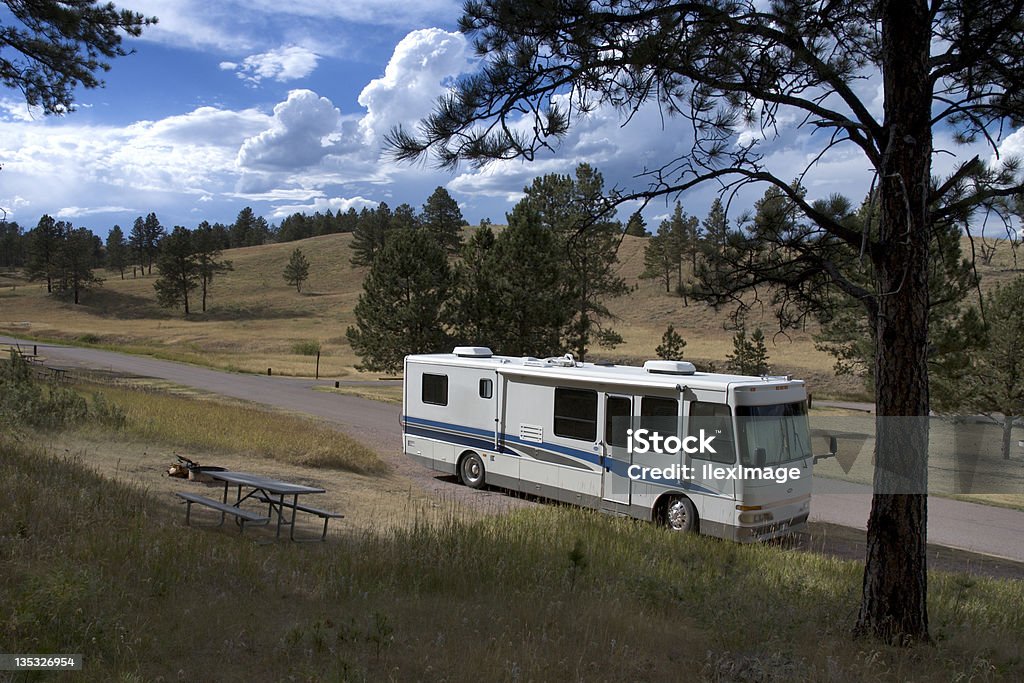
[{"xmin": 1, "ymin": 438, "xmax": 1022, "ymax": 681}]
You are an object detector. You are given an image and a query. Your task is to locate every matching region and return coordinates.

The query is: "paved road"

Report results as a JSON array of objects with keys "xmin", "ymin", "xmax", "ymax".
[{"xmin": 4, "ymin": 336, "xmax": 1023, "ymax": 562}]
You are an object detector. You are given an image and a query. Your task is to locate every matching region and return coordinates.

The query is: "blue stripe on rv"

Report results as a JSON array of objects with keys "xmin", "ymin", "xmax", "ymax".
[{"xmin": 404, "ymin": 416, "xmax": 722, "ymax": 498}]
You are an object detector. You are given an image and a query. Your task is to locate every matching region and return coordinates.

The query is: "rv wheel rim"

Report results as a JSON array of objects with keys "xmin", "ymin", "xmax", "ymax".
[{"xmin": 667, "ymin": 500, "xmax": 688, "ymax": 531}]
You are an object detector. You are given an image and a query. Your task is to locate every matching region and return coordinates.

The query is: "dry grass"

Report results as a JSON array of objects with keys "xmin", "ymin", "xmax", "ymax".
[
  {"xmin": 313, "ymin": 383, "xmax": 404, "ymax": 404},
  {"xmin": 76, "ymin": 381, "xmax": 387, "ymax": 475}
]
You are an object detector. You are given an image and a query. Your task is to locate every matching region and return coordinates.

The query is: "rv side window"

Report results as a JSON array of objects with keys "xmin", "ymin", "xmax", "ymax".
[
  {"xmin": 479, "ymin": 378, "xmax": 493, "ymax": 399},
  {"xmin": 605, "ymin": 396, "xmax": 632, "ymax": 448},
  {"xmin": 553, "ymin": 388, "xmax": 598, "ymax": 441},
  {"xmin": 640, "ymin": 396, "xmax": 678, "ymax": 433},
  {"xmin": 422, "ymin": 374, "xmax": 448, "ymax": 406},
  {"xmin": 688, "ymin": 401, "xmax": 735, "ymax": 464}
]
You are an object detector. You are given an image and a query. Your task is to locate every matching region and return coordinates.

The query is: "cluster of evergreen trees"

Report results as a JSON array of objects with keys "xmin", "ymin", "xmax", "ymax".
[
  {"xmin": 151, "ymin": 225, "xmax": 233, "ymax": 315},
  {"xmin": 19, "ymin": 215, "xmax": 104, "ymax": 305},
  {"xmin": 0, "ymin": 207, "xmax": 270, "ymax": 278},
  {"xmin": 347, "ymin": 165, "xmax": 629, "ymax": 373},
  {"xmin": 640, "ymin": 197, "xmax": 728, "ymax": 301}
]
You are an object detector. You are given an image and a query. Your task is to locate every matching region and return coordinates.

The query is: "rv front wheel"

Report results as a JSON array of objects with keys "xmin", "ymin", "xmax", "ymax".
[
  {"xmin": 662, "ymin": 496, "xmax": 698, "ymax": 534},
  {"xmin": 460, "ymin": 452, "xmax": 486, "ymax": 489}
]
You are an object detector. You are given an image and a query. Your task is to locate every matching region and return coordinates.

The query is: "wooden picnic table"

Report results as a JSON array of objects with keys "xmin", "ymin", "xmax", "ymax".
[{"xmin": 176, "ymin": 470, "xmax": 343, "ymax": 542}]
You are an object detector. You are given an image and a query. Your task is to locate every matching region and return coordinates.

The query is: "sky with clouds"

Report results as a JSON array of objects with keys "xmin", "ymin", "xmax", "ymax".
[{"xmin": 1, "ymin": 2, "xmax": 1022, "ymax": 238}]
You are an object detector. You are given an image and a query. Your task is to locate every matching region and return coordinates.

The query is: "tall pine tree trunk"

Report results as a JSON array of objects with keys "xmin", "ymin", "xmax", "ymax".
[
  {"xmin": 855, "ymin": 0, "xmax": 931, "ymax": 643},
  {"xmin": 1002, "ymin": 417, "xmax": 1015, "ymax": 460}
]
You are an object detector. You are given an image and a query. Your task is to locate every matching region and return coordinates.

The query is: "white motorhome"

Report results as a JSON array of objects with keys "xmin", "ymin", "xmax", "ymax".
[{"xmin": 402, "ymin": 347, "xmax": 819, "ymax": 541}]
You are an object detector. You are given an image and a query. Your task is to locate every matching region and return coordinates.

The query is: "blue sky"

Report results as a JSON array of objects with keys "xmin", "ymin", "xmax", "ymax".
[{"xmin": 1, "ymin": 1, "xmax": 1021, "ymax": 239}]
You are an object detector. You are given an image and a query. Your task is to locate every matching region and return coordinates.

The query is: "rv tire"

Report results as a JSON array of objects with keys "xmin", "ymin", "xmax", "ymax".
[
  {"xmin": 661, "ymin": 495, "xmax": 698, "ymax": 534},
  {"xmin": 460, "ymin": 452, "xmax": 486, "ymax": 489}
]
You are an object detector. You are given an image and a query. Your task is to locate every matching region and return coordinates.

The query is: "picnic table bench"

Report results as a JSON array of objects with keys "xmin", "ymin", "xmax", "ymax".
[
  {"xmin": 176, "ymin": 491, "xmax": 270, "ymax": 531},
  {"xmin": 253, "ymin": 492, "xmax": 344, "ymax": 542}
]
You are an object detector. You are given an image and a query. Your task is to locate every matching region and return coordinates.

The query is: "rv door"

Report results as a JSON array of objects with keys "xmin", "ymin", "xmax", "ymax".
[{"xmin": 602, "ymin": 394, "xmax": 633, "ymax": 505}]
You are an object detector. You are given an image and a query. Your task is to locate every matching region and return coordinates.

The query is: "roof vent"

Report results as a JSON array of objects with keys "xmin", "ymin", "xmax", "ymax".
[
  {"xmin": 453, "ymin": 346, "xmax": 493, "ymax": 358},
  {"xmin": 643, "ymin": 360, "xmax": 696, "ymax": 375}
]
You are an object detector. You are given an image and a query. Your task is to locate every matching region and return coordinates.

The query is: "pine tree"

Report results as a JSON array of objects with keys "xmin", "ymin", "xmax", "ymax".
[
  {"xmin": 421, "ymin": 186, "xmax": 465, "ymax": 253},
  {"xmin": 231, "ymin": 207, "xmax": 270, "ymax": 247},
  {"xmin": 193, "ymin": 221, "xmax": 233, "ymax": 311},
  {"xmin": 153, "ymin": 227, "xmax": 199, "ymax": 315},
  {"xmin": 391, "ymin": 203, "xmax": 420, "ymax": 231},
  {"xmin": 451, "ymin": 204, "xmax": 571, "ymax": 357},
  {"xmin": 0, "ymin": 2, "xmax": 154, "ymax": 116},
  {"xmin": 0, "ymin": 220, "xmax": 25, "ymax": 269},
  {"xmin": 725, "ymin": 326, "xmax": 770, "ymax": 376},
  {"xmin": 655, "ymin": 324, "xmax": 687, "ymax": 360},
  {"xmin": 283, "ymin": 248, "xmax": 310, "ymax": 293},
  {"xmin": 105, "ymin": 225, "xmax": 129, "ymax": 279},
  {"xmin": 350, "ymin": 202, "xmax": 393, "ymax": 266},
  {"xmin": 128, "ymin": 216, "xmax": 146, "ymax": 275},
  {"xmin": 25, "ymin": 214, "xmax": 62, "ymax": 292},
  {"xmin": 965, "ymin": 277, "xmax": 1024, "ymax": 459},
  {"xmin": 385, "ymin": 0, "xmax": 1024, "ymax": 645},
  {"xmin": 142, "ymin": 212, "xmax": 165, "ymax": 274},
  {"xmin": 624, "ymin": 210, "xmax": 648, "ymax": 237},
  {"xmin": 55, "ymin": 227, "xmax": 103, "ymax": 304},
  {"xmin": 346, "ymin": 229, "xmax": 452, "ymax": 373},
  {"xmin": 701, "ymin": 198, "xmax": 729, "ymax": 258},
  {"xmin": 641, "ymin": 219, "xmax": 678, "ymax": 293},
  {"xmin": 519, "ymin": 163, "xmax": 628, "ymax": 360},
  {"xmin": 449, "ymin": 226, "xmax": 501, "ymax": 347}
]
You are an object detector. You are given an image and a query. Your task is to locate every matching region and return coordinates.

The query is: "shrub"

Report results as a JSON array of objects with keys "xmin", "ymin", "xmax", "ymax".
[
  {"xmin": 1, "ymin": 351, "xmax": 123, "ymax": 431},
  {"xmin": 291, "ymin": 340, "xmax": 321, "ymax": 356}
]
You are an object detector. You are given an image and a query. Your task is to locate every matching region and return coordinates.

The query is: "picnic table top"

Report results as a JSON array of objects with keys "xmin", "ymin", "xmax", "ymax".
[{"xmin": 208, "ymin": 470, "xmax": 325, "ymax": 495}]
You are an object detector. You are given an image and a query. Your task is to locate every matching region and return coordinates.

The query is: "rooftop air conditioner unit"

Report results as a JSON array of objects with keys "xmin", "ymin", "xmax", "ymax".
[
  {"xmin": 453, "ymin": 346, "xmax": 493, "ymax": 358},
  {"xmin": 643, "ymin": 360, "xmax": 696, "ymax": 375}
]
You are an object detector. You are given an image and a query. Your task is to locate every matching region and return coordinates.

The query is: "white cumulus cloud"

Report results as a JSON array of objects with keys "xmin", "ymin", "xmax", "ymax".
[
  {"xmin": 357, "ymin": 28, "xmax": 474, "ymax": 144},
  {"xmin": 222, "ymin": 45, "xmax": 321, "ymax": 85},
  {"xmin": 237, "ymin": 90, "xmax": 344, "ymax": 171}
]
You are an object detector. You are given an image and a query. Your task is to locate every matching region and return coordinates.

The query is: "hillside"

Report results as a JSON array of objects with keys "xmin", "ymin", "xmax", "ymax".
[{"xmin": 1, "ymin": 230, "xmax": 1020, "ymax": 398}]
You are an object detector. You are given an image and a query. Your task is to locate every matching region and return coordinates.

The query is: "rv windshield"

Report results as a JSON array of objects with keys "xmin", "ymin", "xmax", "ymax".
[{"xmin": 736, "ymin": 402, "xmax": 811, "ymax": 467}]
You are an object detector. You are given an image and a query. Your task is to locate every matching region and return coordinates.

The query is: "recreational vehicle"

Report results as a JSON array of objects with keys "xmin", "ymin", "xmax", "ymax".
[{"xmin": 402, "ymin": 347, "xmax": 820, "ymax": 542}]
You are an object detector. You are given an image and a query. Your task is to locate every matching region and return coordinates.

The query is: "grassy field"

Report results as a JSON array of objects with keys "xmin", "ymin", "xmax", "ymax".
[
  {"xmin": 0, "ymin": 229, "xmax": 888, "ymax": 398},
  {"xmin": 2, "ymin": 431, "xmax": 1023, "ymax": 681}
]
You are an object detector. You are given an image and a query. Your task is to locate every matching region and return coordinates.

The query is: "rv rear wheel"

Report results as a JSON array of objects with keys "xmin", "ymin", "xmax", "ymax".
[
  {"xmin": 662, "ymin": 496, "xmax": 698, "ymax": 534},
  {"xmin": 460, "ymin": 452, "xmax": 486, "ymax": 489}
]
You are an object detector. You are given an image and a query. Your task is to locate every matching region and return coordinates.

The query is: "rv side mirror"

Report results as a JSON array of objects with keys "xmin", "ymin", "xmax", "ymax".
[
  {"xmin": 813, "ymin": 436, "xmax": 839, "ymax": 464},
  {"xmin": 754, "ymin": 447, "xmax": 767, "ymax": 467}
]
